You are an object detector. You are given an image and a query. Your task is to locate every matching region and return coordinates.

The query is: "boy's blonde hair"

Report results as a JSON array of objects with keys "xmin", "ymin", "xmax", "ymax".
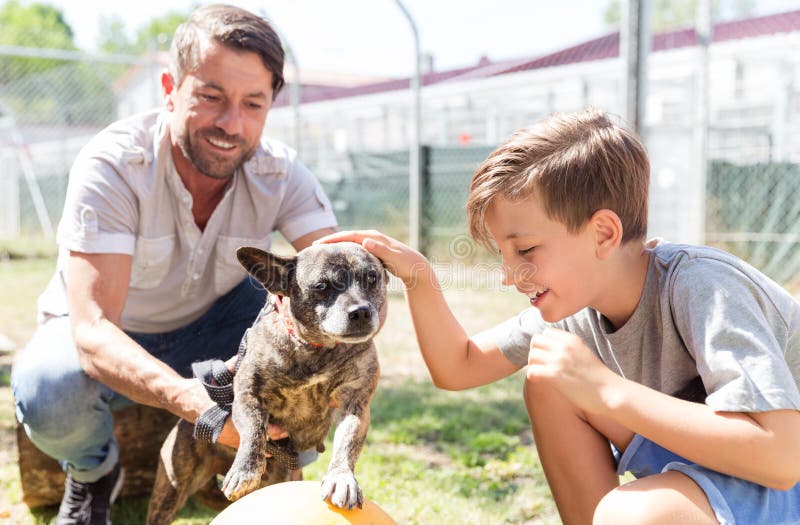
[{"xmin": 467, "ymin": 108, "xmax": 649, "ymax": 248}]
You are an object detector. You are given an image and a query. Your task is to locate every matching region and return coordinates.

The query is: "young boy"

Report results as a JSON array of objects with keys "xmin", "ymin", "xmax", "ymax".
[{"xmin": 317, "ymin": 108, "xmax": 800, "ymax": 524}]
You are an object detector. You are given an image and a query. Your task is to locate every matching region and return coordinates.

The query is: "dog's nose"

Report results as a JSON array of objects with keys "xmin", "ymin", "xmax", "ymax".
[{"xmin": 347, "ymin": 305, "xmax": 372, "ymax": 321}]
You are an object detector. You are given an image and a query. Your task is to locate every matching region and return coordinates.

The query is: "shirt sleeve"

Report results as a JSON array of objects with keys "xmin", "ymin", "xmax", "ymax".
[
  {"xmin": 275, "ymin": 158, "xmax": 338, "ymax": 242},
  {"xmin": 670, "ymin": 257, "xmax": 800, "ymax": 412},
  {"xmin": 57, "ymin": 153, "xmax": 138, "ymax": 255},
  {"xmin": 480, "ymin": 307, "xmax": 549, "ymax": 367}
]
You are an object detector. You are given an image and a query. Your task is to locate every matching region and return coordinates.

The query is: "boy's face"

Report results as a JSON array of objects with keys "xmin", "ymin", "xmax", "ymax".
[{"xmin": 485, "ymin": 192, "xmax": 601, "ymax": 323}]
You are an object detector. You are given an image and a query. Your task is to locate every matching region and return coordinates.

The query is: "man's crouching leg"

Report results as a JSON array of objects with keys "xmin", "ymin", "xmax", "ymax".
[{"xmin": 12, "ymin": 316, "xmax": 123, "ymax": 524}]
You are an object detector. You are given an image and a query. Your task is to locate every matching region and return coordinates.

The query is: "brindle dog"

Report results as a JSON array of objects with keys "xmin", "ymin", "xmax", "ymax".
[{"xmin": 146, "ymin": 242, "xmax": 387, "ymax": 524}]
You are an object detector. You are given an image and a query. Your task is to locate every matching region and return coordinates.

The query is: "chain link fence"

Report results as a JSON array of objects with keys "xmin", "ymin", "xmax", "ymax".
[
  {"xmin": 2, "ymin": 44, "xmax": 800, "ymax": 288},
  {"xmin": 320, "ymin": 146, "xmax": 495, "ymax": 258},
  {"xmin": 0, "ymin": 46, "xmax": 152, "ymax": 237},
  {"xmin": 707, "ymin": 161, "xmax": 800, "ymax": 290}
]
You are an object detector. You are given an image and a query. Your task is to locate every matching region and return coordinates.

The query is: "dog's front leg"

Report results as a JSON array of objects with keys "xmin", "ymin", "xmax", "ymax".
[
  {"xmin": 320, "ymin": 388, "xmax": 372, "ymax": 509},
  {"xmin": 221, "ymin": 390, "xmax": 268, "ymax": 501}
]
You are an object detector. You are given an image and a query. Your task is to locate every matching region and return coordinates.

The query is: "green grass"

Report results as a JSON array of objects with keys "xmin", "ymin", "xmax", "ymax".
[
  {"xmin": 0, "ymin": 236, "xmax": 58, "ymax": 261},
  {"xmin": 308, "ymin": 377, "xmax": 558, "ymax": 524},
  {"xmin": 0, "ymin": 245, "xmax": 559, "ymax": 524},
  {"xmin": 0, "ymin": 257, "xmax": 55, "ymax": 348}
]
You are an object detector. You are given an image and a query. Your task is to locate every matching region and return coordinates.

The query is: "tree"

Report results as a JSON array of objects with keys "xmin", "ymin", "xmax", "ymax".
[
  {"xmin": 0, "ymin": 1, "xmax": 76, "ymax": 84},
  {"xmin": 0, "ymin": 2, "xmax": 118, "ymax": 126},
  {"xmin": 135, "ymin": 10, "xmax": 193, "ymax": 52},
  {"xmin": 603, "ymin": 0, "xmax": 755, "ymax": 32},
  {"xmin": 0, "ymin": 0, "xmax": 75, "ymax": 49},
  {"xmin": 95, "ymin": 8, "xmax": 194, "ymax": 56},
  {"xmin": 96, "ymin": 14, "xmax": 137, "ymax": 55}
]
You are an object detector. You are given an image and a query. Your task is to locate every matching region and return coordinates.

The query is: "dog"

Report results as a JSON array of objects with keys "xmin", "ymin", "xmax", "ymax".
[{"xmin": 146, "ymin": 242, "xmax": 387, "ymax": 524}]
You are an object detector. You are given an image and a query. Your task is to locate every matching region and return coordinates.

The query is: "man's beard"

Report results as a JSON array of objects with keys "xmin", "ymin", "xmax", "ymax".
[{"xmin": 177, "ymin": 127, "xmax": 256, "ymax": 180}]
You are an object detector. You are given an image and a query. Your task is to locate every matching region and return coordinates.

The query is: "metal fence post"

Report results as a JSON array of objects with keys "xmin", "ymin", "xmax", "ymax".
[
  {"xmin": 392, "ymin": 0, "xmax": 422, "ymax": 252},
  {"xmin": 695, "ymin": 0, "xmax": 711, "ymax": 245},
  {"xmin": 420, "ymin": 144, "xmax": 431, "ymax": 254},
  {"xmin": 0, "ymin": 148, "xmax": 20, "ymax": 237},
  {"xmin": 259, "ymin": 9, "xmax": 303, "ymax": 156},
  {"xmin": 621, "ymin": 0, "xmax": 650, "ymax": 135},
  {"xmin": 11, "ymin": 122, "xmax": 53, "ymax": 237}
]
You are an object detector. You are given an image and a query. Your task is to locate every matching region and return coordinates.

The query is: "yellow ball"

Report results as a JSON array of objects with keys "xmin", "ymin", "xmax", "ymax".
[{"xmin": 210, "ymin": 481, "xmax": 396, "ymax": 525}]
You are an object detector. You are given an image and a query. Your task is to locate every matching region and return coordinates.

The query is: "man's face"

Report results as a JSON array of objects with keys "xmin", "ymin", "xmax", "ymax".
[
  {"xmin": 485, "ymin": 192, "xmax": 600, "ymax": 323},
  {"xmin": 164, "ymin": 38, "xmax": 274, "ymax": 180}
]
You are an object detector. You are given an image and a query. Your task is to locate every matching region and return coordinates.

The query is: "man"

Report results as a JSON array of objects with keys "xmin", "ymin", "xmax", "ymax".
[{"xmin": 11, "ymin": 5, "xmax": 337, "ymax": 524}]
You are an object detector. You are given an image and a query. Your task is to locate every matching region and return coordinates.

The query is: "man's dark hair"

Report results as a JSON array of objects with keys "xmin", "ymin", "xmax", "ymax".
[{"xmin": 170, "ymin": 4, "xmax": 285, "ymax": 98}]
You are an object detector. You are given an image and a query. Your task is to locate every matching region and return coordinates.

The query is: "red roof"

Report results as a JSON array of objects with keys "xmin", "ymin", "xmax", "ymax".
[
  {"xmin": 272, "ymin": 63, "xmax": 486, "ymax": 107},
  {"xmin": 273, "ymin": 8, "xmax": 800, "ymax": 107}
]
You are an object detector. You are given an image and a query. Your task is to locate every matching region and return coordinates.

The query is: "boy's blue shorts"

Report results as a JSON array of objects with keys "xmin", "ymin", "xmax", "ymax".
[{"xmin": 612, "ymin": 434, "xmax": 800, "ymax": 525}]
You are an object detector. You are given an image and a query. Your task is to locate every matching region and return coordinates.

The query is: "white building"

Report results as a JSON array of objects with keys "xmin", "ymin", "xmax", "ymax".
[{"xmin": 261, "ymin": 9, "xmax": 800, "ymax": 249}]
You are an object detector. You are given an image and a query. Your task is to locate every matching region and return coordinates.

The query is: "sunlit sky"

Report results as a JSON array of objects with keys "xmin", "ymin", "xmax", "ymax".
[{"xmin": 23, "ymin": 0, "xmax": 800, "ymax": 78}]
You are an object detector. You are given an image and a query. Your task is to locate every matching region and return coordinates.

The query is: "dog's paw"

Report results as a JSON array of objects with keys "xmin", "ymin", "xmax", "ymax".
[
  {"xmin": 221, "ymin": 467, "xmax": 262, "ymax": 501},
  {"xmin": 320, "ymin": 471, "xmax": 363, "ymax": 510}
]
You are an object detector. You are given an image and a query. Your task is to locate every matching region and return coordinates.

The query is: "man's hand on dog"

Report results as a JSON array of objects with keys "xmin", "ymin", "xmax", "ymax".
[
  {"xmin": 172, "ymin": 357, "xmax": 288, "ymax": 450},
  {"xmin": 216, "ymin": 414, "xmax": 289, "ymax": 449},
  {"xmin": 218, "ymin": 355, "xmax": 290, "ymax": 449}
]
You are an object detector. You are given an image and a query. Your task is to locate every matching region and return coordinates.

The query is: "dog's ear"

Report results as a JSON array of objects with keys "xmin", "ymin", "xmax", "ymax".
[
  {"xmin": 236, "ymin": 246, "xmax": 296, "ymax": 295},
  {"xmin": 371, "ymin": 254, "xmax": 390, "ymax": 285},
  {"xmin": 381, "ymin": 260, "xmax": 390, "ymax": 283}
]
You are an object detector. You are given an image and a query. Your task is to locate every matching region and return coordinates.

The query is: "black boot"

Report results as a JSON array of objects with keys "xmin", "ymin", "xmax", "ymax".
[{"xmin": 55, "ymin": 462, "xmax": 124, "ymax": 525}]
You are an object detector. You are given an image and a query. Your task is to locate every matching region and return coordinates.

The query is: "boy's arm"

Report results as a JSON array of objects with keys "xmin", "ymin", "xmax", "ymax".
[
  {"xmin": 529, "ymin": 329, "xmax": 800, "ymax": 490},
  {"xmin": 607, "ymin": 379, "xmax": 800, "ymax": 491},
  {"xmin": 403, "ymin": 262, "xmax": 522, "ymax": 389},
  {"xmin": 316, "ymin": 230, "xmax": 520, "ymax": 390}
]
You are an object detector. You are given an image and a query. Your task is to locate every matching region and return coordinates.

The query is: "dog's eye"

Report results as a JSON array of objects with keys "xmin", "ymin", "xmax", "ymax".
[
  {"xmin": 312, "ymin": 281, "xmax": 327, "ymax": 292},
  {"xmin": 366, "ymin": 270, "xmax": 378, "ymax": 286}
]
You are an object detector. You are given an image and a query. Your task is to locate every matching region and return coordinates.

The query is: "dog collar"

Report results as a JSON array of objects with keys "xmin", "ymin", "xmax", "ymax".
[{"xmin": 272, "ymin": 294, "xmax": 328, "ymax": 348}]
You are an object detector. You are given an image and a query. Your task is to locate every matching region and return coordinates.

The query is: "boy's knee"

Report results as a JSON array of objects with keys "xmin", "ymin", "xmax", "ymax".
[
  {"xmin": 524, "ymin": 376, "xmax": 562, "ymax": 433},
  {"xmin": 523, "ymin": 374, "xmax": 568, "ymax": 415},
  {"xmin": 593, "ymin": 487, "xmax": 653, "ymax": 525},
  {"xmin": 593, "ymin": 481, "xmax": 711, "ymax": 525}
]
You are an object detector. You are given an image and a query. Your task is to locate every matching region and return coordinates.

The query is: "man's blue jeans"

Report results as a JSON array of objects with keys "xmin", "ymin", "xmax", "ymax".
[{"xmin": 11, "ymin": 278, "xmax": 265, "ymax": 483}]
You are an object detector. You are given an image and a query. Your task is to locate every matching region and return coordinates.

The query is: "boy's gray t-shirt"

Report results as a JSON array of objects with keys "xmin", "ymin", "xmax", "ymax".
[{"xmin": 489, "ymin": 241, "xmax": 800, "ymax": 412}]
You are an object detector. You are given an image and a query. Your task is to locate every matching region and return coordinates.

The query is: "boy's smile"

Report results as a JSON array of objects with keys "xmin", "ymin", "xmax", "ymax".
[{"xmin": 528, "ymin": 287, "xmax": 550, "ymax": 307}]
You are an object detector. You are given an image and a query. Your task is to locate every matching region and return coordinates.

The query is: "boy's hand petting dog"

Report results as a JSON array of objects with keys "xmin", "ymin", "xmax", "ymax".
[
  {"xmin": 315, "ymin": 230, "xmax": 427, "ymax": 287},
  {"xmin": 527, "ymin": 328, "xmax": 622, "ymax": 416}
]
